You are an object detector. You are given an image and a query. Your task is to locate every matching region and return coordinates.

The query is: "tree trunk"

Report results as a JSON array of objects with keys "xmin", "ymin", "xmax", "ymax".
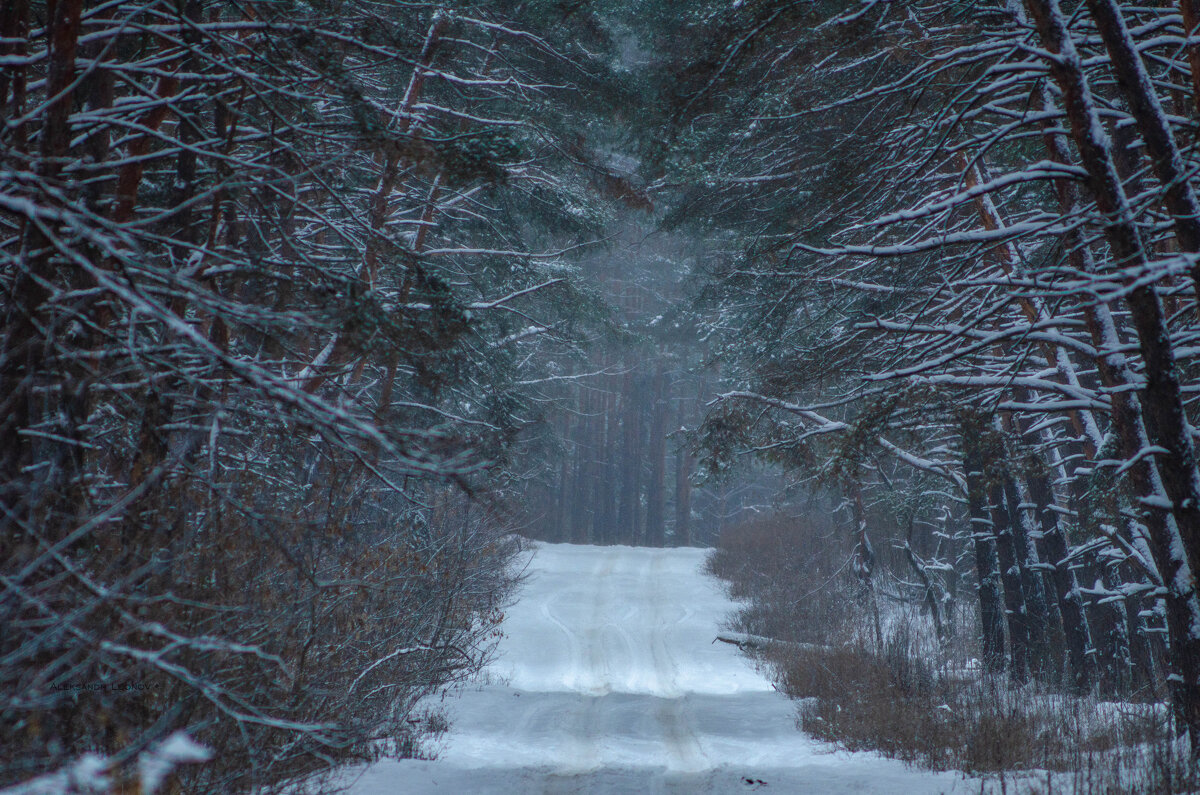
[
  {"xmin": 0, "ymin": 0, "xmax": 84, "ymax": 543},
  {"xmin": 1003, "ymin": 473, "xmax": 1054, "ymax": 676},
  {"xmin": 1086, "ymin": 0, "xmax": 1200, "ymax": 304},
  {"xmin": 963, "ymin": 418, "xmax": 1007, "ymax": 675},
  {"xmin": 573, "ymin": 387, "xmax": 593, "ymax": 544},
  {"xmin": 674, "ymin": 394, "xmax": 693, "ymax": 547},
  {"xmin": 0, "ymin": 1, "xmax": 29, "ymax": 126},
  {"xmin": 555, "ymin": 413, "xmax": 572, "ymax": 543},
  {"xmin": 989, "ymin": 479, "xmax": 1030, "ymax": 683},
  {"xmin": 617, "ymin": 368, "xmax": 638, "ymax": 543},
  {"xmin": 850, "ymin": 485, "xmax": 884, "ymax": 654},
  {"xmin": 594, "ymin": 382, "xmax": 617, "ymax": 544},
  {"xmin": 645, "ymin": 363, "xmax": 669, "ymax": 547},
  {"xmin": 1025, "ymin": 465, "xmax": 1097, "ymax": 693},
  {"xmin": 1027, "ymin": 0, "xmax": 1200, "ymax": 586},
  {"xmin": 631, "ymin": 375, "xmax": 644, "ymax": 545},
  {"xmin": 1026, "ymin": 0, "xmax": 1200, "ymax": 748},
  {"xmin": 1181, "ymin": 0, "xmax": 1200, "ymax": 115}
]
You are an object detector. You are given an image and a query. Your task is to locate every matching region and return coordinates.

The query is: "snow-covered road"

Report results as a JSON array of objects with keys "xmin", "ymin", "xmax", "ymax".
[{"xmin": 341, "ymin": 543, "xmax": 978, "ymax": 793}]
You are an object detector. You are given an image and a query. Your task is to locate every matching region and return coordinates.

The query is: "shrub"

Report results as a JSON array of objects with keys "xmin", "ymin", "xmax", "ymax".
[{"xmin": 709, "ymin": 513, "xmax": 1194, "ymax": 793}]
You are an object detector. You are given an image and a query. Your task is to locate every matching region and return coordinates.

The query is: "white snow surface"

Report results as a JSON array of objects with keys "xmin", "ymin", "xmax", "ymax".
[
  {"xmin": 139, "ymin": 732, "xmax": 212, "ymax": 794},
  {"xmin": 338, "ymin": 543, "xmax": 982, "ymax": 794}
]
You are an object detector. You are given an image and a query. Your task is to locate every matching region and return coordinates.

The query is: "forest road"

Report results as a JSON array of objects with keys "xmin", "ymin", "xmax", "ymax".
[{"xmin": 338, "ymin": 543, "xmax": 979, "ymax": 794}]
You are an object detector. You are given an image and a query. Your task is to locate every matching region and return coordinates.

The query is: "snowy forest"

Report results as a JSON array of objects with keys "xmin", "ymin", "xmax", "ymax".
[{"xmin": 9, "ymin": 0, "xmax": 1200, "ymax": 792}]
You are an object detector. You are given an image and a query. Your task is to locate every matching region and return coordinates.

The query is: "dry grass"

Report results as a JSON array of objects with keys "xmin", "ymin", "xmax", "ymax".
[
  {"xmin": 705, "ymin": 511, "xmax": 869, "ymax": 647},
  {"xmin": 768, "ymin": 637, "xmax": 1187, "ymax": 792},
  {"xmin": 709, "ymin": 512, "xmax": 1195, "ymax": 794}
]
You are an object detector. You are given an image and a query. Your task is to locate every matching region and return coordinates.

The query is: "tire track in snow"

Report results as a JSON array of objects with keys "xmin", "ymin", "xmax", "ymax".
[
  {"xmin": 538, "ymin": 550, "xmax": 616, "ymax": 694},
  {"xmin": 341, "ymin": 544, "xmax": 983, "ymax": 795},
  {"xmin": 563, "ymin": 547, "xmax": 623, "ymax": 773},
  {"xmin": 647, "ymin": 549, "xmax": 708, "ymax": 772}
]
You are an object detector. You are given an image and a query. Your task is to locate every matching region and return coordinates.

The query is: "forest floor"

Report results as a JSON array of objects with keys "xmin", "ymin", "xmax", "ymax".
[{"xmin": 327, "ymin": 543, "xmax": 991, "ymax": 794}]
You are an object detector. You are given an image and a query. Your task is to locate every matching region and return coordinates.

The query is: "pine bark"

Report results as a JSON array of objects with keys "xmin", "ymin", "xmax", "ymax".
[
  {"xmin": 1025, "ymin": 467, "xmax": 1097, "ymax": 692},
  {"xmin": 963, "ymin": 419, "xmax": 1007, "ymax": 675},
  {"xmin": 1026, "ymin": 0, "xmax": 1200, "ymax": 748},
  {"xmin": 0, "ymin": 0, "xmax": 83, "ymax": 540},
  {"xmin": 1181, "ymin": 0, "xmax": 1200, "ymax": 114},
  {"xmin": 1086, "ymin": 0, "xmax": 1200, "ymax": 303},
  {"xmin": 989, "ymin": 479, "xmax": 1031, "ymax": 682},
  {"xmin": 645, "ymin": 363, "xmax": 669, "ymax": 547},
  {"xmin": 556, "ymin": 413, "xmax": 573, "ymax": 543},
  {"xmin": 1084, "ymin": 0, "xmax": 1200, "ymax": 590},
  {"xmin": 617, "ymin": 368, "xmax": 638, "ymax": 543},
  {"xmin": 594, "ymin": 383, "xmax": 618, "ymax": 544},
  {"xmin": 1003, "ymin": 473, "xmax": 1053, "ymax": 675},
  {"xmin": 631, "ymin": 377, "xmax": 645, "ymax": 544},
  {"xmin": 1100, "ymin": 561, "xmax": 1135, "ymax": 694},
  {"xmin": 674, "ymin": 391, "xmax": 693, "ymax": 547}
]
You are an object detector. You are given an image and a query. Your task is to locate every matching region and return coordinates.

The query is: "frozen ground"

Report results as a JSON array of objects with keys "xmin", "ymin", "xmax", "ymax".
[{"xmin": 336, "ymin": 543, "xmax": 983, "ymax": 794}]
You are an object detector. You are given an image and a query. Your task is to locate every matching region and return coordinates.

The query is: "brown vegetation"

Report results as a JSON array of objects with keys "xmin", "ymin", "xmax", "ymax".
[{"xmin": 709, "ymin": 511, "xmax": 1193, "ymax": 793}]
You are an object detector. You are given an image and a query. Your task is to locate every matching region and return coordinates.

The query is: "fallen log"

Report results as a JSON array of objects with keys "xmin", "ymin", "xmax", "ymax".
[{"xmin": 713, "ymin": 632, "xmax": 831, "ymax": 653}]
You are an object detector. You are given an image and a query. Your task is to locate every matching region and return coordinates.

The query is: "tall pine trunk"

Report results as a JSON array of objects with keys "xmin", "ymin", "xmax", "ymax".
[
  {"xmin": 645, "ymin": 363, "xmax": 669, "ymax": 547},
  {"xmin": 989, "ymin": 478, "xmax": 1031, "ymax": 683},
  {"xmin": 963, "ymin": 415, "xmax": 1007, "ymax": 675},
  {"xmin": 1002, "ymin": 473, "xmax": 1054, "ymax": 676},
  {"xmin": 617, "ymin": 368, "xmax": 638, "ymax": 543},
  {"xmin": 1026, "ymin": 0, "xmax": 1200, "ymax": 748},
  {"xmin": 674, "ymin": 392, "xmax": 693, "ymax": 547},
  {"xmin": 1025, "ymin": 463, "xmax": 1097, "ymax": 692}
]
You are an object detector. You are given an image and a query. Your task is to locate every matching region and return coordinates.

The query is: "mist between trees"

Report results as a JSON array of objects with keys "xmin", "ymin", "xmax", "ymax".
[{"xmin": 11, "ymin": 0, "xmax": 1200, "ymax": 792}]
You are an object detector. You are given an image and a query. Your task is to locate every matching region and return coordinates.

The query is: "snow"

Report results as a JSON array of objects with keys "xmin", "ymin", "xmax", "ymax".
[
  {"xmin": 0, "ymin": 730, "xmax": 212, "ymax": 795},
  {"xmin": 334, "ymin": 543, "xmax": 984, "ymax": 793},
  {"xmin": 138, "ymin": 732, "xmax": 212, "ymax": 794},
  {"xmin": 0, "ymin": 755, "xmax": 109, "ymax": 795}
]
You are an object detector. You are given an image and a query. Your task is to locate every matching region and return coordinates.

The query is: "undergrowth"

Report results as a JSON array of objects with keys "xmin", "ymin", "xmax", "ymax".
[{"xmin": 708, "ymin": 511, "xmax": 1196, "ymax": 794}]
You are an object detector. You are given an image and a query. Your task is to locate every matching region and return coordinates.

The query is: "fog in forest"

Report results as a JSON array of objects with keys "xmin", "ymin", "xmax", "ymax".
[{"xmin": 6, "ymin": 1, "xmax": 1200, "ymax": 793}]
